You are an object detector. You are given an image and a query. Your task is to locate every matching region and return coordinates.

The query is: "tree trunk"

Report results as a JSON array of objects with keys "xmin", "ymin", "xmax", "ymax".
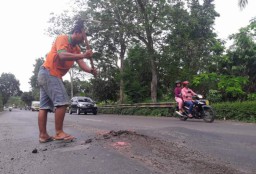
[
  {"xmin": 136, "ymin": 0, "xmax": 158, "ymax": 103},
  {"xmin": 150, "ymin": 54, "xmax": 157, "ymax": 103},
  {"xmin": 119, "ymin": 38, "xmax": 126, "ymax": 104}
]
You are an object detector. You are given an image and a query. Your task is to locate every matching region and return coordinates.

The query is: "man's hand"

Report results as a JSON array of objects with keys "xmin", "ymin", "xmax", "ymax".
[
  {"xmin": 90, "ymin": 68, "xmax": 97, "ymax": 76},
  {"xmin": 83, "ymin": 49, "xmax": 93, "ymax": 58}
]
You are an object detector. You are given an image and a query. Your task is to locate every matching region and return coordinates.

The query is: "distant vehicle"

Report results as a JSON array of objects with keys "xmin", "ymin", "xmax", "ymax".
[
  {"xmin": 9, "ymin": 106, "xmax": 12, "ymax": 111},
  {"xmin": 31, "ymin": 101, "xmax": 40, "ymax": 111},
  {"xmin": 69, "ymin": 96, "xmax": 97, "ymax": 115}
]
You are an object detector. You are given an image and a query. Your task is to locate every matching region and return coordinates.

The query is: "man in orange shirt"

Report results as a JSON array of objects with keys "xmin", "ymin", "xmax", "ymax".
[{"xmin": 37, "ymin": 20, "xmax": 96, "ymax": 143}]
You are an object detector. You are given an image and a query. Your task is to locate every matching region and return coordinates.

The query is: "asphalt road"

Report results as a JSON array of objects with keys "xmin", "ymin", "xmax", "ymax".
[{"xmin": 0, "ymin": 109, "xmax": 255, "ymax": 174}]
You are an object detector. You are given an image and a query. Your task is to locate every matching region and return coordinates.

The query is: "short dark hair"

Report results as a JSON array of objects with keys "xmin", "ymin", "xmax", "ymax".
[{"xmin": 71, "ymin": 19, "xmax": 85, "ymax": 34}]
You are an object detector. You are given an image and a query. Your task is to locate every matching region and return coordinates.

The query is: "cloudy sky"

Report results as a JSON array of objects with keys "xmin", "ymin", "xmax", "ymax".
[{"xmin": 0, "ymin": 0, "xmax": 255, "ymax": 92}]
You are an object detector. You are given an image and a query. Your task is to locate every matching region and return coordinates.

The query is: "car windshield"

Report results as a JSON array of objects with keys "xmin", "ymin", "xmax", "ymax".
[{"xmin": 78, "ymin": 98, "xmax": 92, "ymax": 102}]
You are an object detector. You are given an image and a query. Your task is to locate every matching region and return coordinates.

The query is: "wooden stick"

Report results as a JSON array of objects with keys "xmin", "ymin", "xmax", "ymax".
[{"xmin": 82, "ymin": 30, "xmax": 95, "ymax": 76}]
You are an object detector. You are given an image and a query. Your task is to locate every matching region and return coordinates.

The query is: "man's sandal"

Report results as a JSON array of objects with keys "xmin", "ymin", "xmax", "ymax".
[
  {"xmin": 53, "ymin": 135, "xmax": 76, "ymax": 142},
  {"xmin": 39, "ymin": 137, "xmax": 54, "ymax": 143}
]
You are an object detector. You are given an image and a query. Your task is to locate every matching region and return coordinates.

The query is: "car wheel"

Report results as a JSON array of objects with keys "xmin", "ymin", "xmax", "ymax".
[
  {"xmin": 93, "ymin": 111, "xmax": 97, "ymax": 115},
  {"xmin": 76, "ymin": 108, "xmax": 80, "ymax": 115}
]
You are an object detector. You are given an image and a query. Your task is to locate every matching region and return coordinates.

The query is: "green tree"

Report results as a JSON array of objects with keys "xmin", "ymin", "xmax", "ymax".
[
  {"xmin": 226, "ymin": 20, "xmax": 256, "ymax": 93},
  {"xmin": 0, "ymin": 73, "xmax": 21, "ymax": 105},
  {"xmin": 192, "ymin": 73, "xmax": 219, "ymax": 96},
  {"xmin": 91, "ymin": 78, "xmax": 119, "ymax": 102},
  {"xmin": 123, "ymin": 45, "xmax": 151, "ymax": 103},
  {"xmin": 192, "ymin": 73, "xmax": 248, "ymax": 101},
  {"xmin": 45, "ymin": 0, "xmax": 225, "ymax": 103},
  {"xmin": 165, "ymin": 0, "xmax": 220, "ymax": 78},
  {"xmin": 76, "ymin": 0, "xmax": 175, "ymax": 102},
  {"xmin": 21, "ymin": 92, "xmax": 35, "ymax": 106},
  {"xmin": 218, "ymin": 75, "xmax": 248, "ymax": 101},
  {"xmin": 78, "ymin": 0, "xmax": 129, "ymax": 103},
  {"xmin": 30, "ymin": 57, "xmax": 44, "ymax": 89},
  {"xmin": 7, "ymin": 96, "xmax": 25, "ymax": 108},
  {"xmin": 29, "ymin": 57, "xmax": 44, "ymax": 100}
]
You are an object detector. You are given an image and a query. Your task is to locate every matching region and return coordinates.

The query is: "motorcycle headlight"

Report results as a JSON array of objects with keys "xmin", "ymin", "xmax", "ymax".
[{"xmin": 197, "ymin": 94, "xmax": 203, "ymax": 99}]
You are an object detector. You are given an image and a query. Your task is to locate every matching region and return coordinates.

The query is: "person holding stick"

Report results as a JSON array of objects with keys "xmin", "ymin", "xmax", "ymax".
[{"xmin": 37, "ymin": 19, "xmax": 96, "ymax": 143}]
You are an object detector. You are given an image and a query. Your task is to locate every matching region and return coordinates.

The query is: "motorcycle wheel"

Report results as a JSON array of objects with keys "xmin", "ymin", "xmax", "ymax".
[
  {"xmin": 179, "ymin": 112, "xmax": 188, "ymax": 121},
  {"xmin": 180, "ymin": 116, "xmax": 188, "ymax": 121},
  {"xmin": 202, "ymin": 107, "xmax": 215, "ymax": 123},
  {"xmin": 175, "ymin": 110, "xmax": 188, "ymax": 121}
]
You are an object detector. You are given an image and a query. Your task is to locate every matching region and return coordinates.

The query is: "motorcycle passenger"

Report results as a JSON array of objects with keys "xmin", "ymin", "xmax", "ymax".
[
  {"xmin": 181, "ymin": 81, "xmax": 197, "ymax": 118},
  {"xmin": 174, "ymin": 80, "xmax": 184, "ymax": 116}
]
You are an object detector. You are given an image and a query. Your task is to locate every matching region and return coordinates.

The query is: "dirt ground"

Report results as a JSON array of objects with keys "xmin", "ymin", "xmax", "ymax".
[{"xmin": 91, "ymin": 130, "xmax": 245, "ymax": 174}]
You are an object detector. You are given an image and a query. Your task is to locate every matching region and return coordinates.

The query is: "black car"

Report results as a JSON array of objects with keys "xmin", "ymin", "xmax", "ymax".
[{"xmin": 69, "ymin": 96, "xmax": 97, "ymax": 115}]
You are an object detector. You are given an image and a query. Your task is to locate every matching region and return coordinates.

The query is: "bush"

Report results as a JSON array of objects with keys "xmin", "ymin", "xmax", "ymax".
[
  {"xmin": 121, "ymin": 108, "xmax": 135, "ymax": 115},
  {"xmin": 99, "ymin": 107, "xmax": 172, "ymax": 117},
  {"xmin": 247, "ymin": 93, "xmax": 256, "ymax": 101},
  {"xmin": 207, "ymin": 90, "xmax": 222, "ymax": 103},
  {"xmin": 212, "ymin": 101, "xmax": 256, "ymax": 122},
  {"xmin": 133, "ymin": 108, "xmax": 152, "ymax": 116},
  {"xmin": 99, "ymin": 101, "xmax": 256, "ymax": 123},
  {"xmin": 150, "ymin": 108, "xmax": 170, "ymax": 116}
]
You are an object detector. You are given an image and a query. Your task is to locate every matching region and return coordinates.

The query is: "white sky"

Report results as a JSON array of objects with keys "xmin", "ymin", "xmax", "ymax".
[{"xmin": 0, "ymin": 0, "xmax": 255, "ymax": 92}]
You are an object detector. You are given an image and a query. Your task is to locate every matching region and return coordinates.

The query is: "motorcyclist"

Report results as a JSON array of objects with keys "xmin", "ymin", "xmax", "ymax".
[
  {"xmin": 181, "ymin": 81, "xmax": 197, "ymax": 118},
  {"xmin": 174, "ymin": 80, "xmax": 184, "ymax": 116}
]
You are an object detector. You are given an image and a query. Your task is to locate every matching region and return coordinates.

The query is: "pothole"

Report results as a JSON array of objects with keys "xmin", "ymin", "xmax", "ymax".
[{"xmin": 95, "ymin": 130, "xmax": 244, "ymax": 174}]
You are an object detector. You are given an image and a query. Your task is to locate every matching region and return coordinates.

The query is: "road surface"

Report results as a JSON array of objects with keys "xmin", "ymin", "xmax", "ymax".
[{"xmin": 0, "ymin": 109, "xmax": 255, "ymax": 174}]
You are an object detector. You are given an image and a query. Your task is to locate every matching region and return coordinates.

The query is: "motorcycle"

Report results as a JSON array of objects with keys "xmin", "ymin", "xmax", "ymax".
[{"xmin": 176, "ymin": 94, "xmax": 215, "ymax": 123}]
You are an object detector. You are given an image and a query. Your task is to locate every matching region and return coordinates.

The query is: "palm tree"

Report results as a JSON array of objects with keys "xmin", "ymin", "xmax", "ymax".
[{"xmin": 239, "ymin": 0, "xmax": 248, "ymax": 9}]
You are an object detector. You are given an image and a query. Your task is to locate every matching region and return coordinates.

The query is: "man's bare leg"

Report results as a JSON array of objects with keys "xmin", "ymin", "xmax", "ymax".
[
  {"xmin": 38, "ymin": 109, "xmax": 51, "ymax": 140},
  {"xmin": 54, "ymin": 105, "xmax": 73, "ymax": 139}
]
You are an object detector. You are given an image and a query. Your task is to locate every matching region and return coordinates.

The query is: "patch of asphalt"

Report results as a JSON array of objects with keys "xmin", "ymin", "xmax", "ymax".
[
  {"xmin": 137, "ymin": 126, "xmax": 256, "ymax": 174},
  {"xmin": 94, "ymin": 130, "xmax": 247, "ymax": 174},
  {"xmin": 0, "ymin": 137, "xmax": 156, "ymax": 174}
]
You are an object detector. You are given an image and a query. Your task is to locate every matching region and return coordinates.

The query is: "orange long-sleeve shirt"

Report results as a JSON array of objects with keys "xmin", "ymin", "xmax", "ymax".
[{"xmin": 43, "ymin": 35, "xmax": 81, "ymax": 78}]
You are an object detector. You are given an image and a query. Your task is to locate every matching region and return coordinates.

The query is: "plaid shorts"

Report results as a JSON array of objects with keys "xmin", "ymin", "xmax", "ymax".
[{"xmin": 37, "ymin": 66, "xmax": 70, "ymax": 111}]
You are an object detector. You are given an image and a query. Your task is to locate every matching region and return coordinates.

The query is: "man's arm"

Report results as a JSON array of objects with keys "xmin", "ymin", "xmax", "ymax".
[
  {"xmin": 191, "ymin": 89, "xmax": 197, "ymax": 96},
  {"xmin": 76, "ymin": 59, "xmax": 97, "ymax": 76},
  {"xmin": 58, "ymin": 50, "xmax": 93, "ymax": 61}
]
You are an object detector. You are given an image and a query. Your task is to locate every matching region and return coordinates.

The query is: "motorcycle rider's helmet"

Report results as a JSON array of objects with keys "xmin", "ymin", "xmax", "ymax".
[
  {"xmin": 183, "ymin": 81, "xmax": 189, "ymax": 85},
  {"xmin": 175, "ymin": 80, "xmax": 181, "ymax": 84}
]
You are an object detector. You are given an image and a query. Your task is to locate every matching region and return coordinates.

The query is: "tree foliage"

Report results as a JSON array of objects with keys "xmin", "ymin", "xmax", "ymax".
[
  {"xmin": 0, "ymin": 73, "xmax": 21, "ymax": 105},
  {"xmin": 123, "ymin": 45, "xmax": 151, "ymax": 103},
  {"xmin": 30, "ymin": 57, "xmax": 44, "ymax": 89},
  {"xmin": 42, "ymin": 0, "xmax": 255, "ymax": 104},
  {"xmin": 193, "ymin": 73, "xmax": 248, "ymax": 102},
  {"xmin": 226, "ymin": 21, "xmax": 256, "ymax": 93},
  {"xmin": 21, "ymin": 92, "xmax": 35, "ymax": 106},
  {"xmin": 28, "ymin": 57, "xmax": 45, "ymax": 100}
]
